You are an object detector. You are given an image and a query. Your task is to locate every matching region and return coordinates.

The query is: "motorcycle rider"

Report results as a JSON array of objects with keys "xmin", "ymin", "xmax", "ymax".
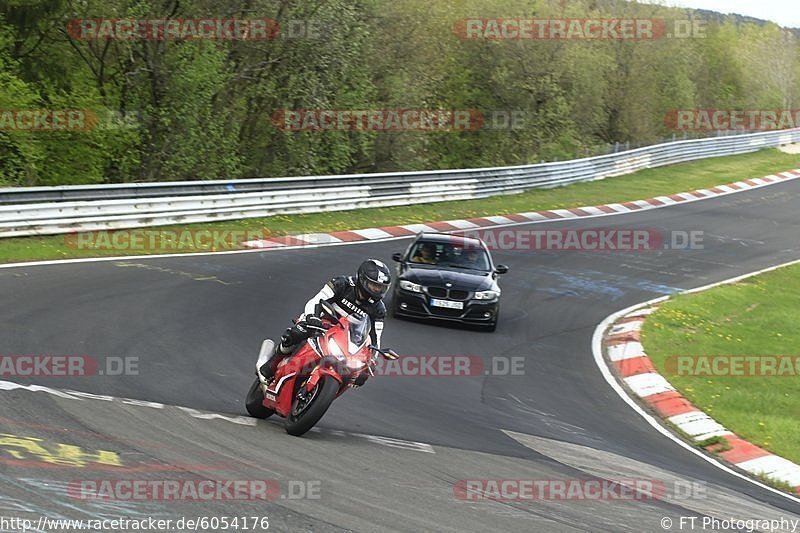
[{"xmin": 260, "ymin": 259, "xmax": 395, "ymax": 382}]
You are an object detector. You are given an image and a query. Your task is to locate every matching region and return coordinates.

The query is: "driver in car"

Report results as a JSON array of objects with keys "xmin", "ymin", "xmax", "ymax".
[
  {"xmin": 411, "ymin": 242, "xmax": 437, "ymax": 264},
  {"xmin": 260, "ymin": 259, "xmax": 394, "ymax": 382}
]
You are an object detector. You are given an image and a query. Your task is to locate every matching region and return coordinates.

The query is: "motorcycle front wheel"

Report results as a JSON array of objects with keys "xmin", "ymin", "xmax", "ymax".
[{"xmin": 284, "ymin": 376, "xmax": 339, "ymax": 436}]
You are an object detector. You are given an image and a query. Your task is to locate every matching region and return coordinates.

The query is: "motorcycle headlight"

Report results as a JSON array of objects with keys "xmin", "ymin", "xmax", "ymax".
[
  {"xmin": 346, "ymin": 358, "xmax": 366, "ymax": 370},
  {"xmin": 399, "ymin": 280, "xmax": 423, "ymax": 293},
  {"xmin": 474, "ymin": 290, "xmax": 500, "ymax": 300}
]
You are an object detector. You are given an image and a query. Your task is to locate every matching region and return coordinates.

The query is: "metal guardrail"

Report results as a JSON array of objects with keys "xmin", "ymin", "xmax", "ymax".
[{"xmin": 1, "ymin": 129, "xmax": 799, "ymax": 237}]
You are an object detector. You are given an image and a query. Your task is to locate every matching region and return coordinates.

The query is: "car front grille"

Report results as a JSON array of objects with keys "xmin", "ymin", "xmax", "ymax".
[
  {"xmin": 427, "ymin": 287, "xmax": 447, "ymax": 298},
  {"xmin": 425, "ymin": 287, "xmax": 471, "ymax": 300},
  {"xmin": 448, "ymin": 290, "xmax": 469, "ymax": 300}
]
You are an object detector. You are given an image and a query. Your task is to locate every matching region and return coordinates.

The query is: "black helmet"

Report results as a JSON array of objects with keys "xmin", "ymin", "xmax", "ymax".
[{"xmin": 356, "ymin": 259, "xmax": 391, "ymax": 303}]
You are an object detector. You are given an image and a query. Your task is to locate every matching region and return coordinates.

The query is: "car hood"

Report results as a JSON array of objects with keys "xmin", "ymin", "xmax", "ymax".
[{"xmin": 401, "ymin": 265, "xmax": 493, "ymax": 291}]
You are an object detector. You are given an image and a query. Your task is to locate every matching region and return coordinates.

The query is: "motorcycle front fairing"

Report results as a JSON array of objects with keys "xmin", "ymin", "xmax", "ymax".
[
  {"xmin": 262, "ymin": 313, "xmax": 374, "ymax": 416},
  {"xmin": 304, "ymin": 315, "xmax": 373, "ymax": 393}
]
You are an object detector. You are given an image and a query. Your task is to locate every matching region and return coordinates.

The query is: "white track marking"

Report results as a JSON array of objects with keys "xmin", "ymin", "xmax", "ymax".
[
  {"xmin": 623, "ymin": 372, "xmax": 675, "ymax": 397},
  {"xmin": 400, "ymin": 223, "xmax": 437, "ymax": 233},
  {"xmin": 544, "ymin": 209, "xmax": 578, "ymax": 219},
  {"xmin": 676, "ymin": 192, "xmax": 701, "ymax": 201},
  {"xmin": 607, "ymin": 341, "xmax": 646, "ymax": 362},
  {"xmin": 294, "ymin": 233, "xmax": 344, "ymax": 244},
  {"xmin": 515, "ymin": 212, "xmax": 549, "ymax": 221},
  {"xmin": 0, "ymin": 380, "xmax": 435, "ymax": 452},
  {"xmin": 737, "ymin": 456, "xmax": 800, "ymax": 487},
  {"xmin": 445, "ymin": 219, "xmax": 480, "ymax": 229},
  {"xmin": 652, "ymin": 196, "xmax": 678, "ymax": 205},
  {"xmin": 604, "ymin": 203, "xmax": 633, "ymax": 212},
  {"xmin": 667, "ymin": 411, "xmax": 730, "ymax": 441},
  {"xmin": 351, "ymin": 228, "xmax": 394, "ymax": 240},
  {"xmin": 483, "ymin": 215, "xmax": 516, "ymax": 224},
  {"xmin": 608, "ymin": 321, "xmax": 642, "ymax": 335},
  {"xmin": 576, "ymin": 206, "xmax": 607, "ymax": 216}
]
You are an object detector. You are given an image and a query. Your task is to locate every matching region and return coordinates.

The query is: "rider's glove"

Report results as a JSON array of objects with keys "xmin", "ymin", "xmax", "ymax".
[
  {"xmin": 302, "ymin": 316, "xmax": 329, "ymax": 334},
  {"xmin": 280, "ymin": 316, "xmax": 330, "ymax": 347},
  {"xmin": 281, "ymin": 323, "xmax": 310, "ymax": 346}
]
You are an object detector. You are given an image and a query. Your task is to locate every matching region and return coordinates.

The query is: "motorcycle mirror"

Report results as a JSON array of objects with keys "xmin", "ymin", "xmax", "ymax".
[
  {"xmin": 368, "ymin": 345, "xmax": 398, "ymax": 360},
  {"xmin": 318, "ymin": 299, "xmax": 338, "ymax": 319}
]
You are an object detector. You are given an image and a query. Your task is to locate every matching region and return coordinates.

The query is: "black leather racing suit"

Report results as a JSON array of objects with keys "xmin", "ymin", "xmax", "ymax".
[
  {"xmin": 296, "ymin": 275, "xmax": 386, "ymax": 348},
  {"xmin": 263, "ymin": 276, "xmax": 386, "ymax": 379}
]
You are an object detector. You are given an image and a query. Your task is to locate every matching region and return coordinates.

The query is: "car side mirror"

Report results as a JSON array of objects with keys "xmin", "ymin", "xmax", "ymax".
[
  {"xmin": 495, "ymin": 264, "xmax": 509, "ymax": 274},
  {"xmin": 392, "ymin": 252, "xmax": 403, "ymax": 262}
]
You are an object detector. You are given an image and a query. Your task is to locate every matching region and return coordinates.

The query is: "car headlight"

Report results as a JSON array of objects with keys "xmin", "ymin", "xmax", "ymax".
[
  {"xmin": 399, "ymin": 280, "xmax": 423, "ymax": 293},
  {"xmin": 474, "ymin": 290, "xmax": 500, "ymax": 300}
]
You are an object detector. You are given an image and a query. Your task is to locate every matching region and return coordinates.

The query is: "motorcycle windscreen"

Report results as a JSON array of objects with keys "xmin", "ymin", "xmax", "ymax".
[{"xmin": 348, "ymin": 316, "xmax": 371, "ymax": 353}]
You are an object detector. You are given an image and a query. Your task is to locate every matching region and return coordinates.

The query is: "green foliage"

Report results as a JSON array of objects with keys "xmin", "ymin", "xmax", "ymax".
[
  {"xmin": 0, "ymin": 0, "xmax": 798, "ymax": 185},
  {"xmin": 643, "ymin": 263, "xmax": 800, "ymax": 465}
]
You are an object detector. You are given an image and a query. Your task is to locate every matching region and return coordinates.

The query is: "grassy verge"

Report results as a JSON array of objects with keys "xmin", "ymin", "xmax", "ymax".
[
  {"xmin": 641, "ymin": 263, "xmax": 800, "ymax": 465},
  {"xmin": 0, "ymin": 149, "xmax": 797, "ymax": 264}
]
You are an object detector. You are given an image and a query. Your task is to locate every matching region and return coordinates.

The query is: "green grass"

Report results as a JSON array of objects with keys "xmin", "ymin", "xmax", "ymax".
[
  {"xmin": 0, "ymin": 148, "xmax": 797, "ymax": 264},
  {"xmin": 696, "ymin": 435, "xmax": 732, "ymax": 452},
  {"xmin": 642, "ymin": 263, "xmax": 800, "ymax": 465},
  {"xmin": 754, "ymin": 472, "xmax": 796, "ymax": 493}
]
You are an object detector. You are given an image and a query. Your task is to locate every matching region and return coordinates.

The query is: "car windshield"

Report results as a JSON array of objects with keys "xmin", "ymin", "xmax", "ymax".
[
  {"xmin": 408, "ymin": 241, "xmax": 490, "ymax": 271},
  {"xmin": 443, "ymin": 249, "xmax": 489, "ymax": 271}
]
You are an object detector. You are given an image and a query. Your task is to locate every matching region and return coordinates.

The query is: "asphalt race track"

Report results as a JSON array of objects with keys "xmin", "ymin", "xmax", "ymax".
[{"xmin": 2, "ymin": 179, "xmax": 800, "ymax": 532}]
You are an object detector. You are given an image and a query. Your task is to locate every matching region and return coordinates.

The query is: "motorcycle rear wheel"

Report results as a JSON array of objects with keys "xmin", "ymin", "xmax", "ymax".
[{"xmin": 245, "ymin": 377, "xmax": 275, "ymax": 419}]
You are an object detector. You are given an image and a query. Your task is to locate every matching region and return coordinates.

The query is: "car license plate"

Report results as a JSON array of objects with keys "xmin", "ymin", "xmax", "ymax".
[{"xmin": 430, "ymin": 298, "xmax": 464, "ymax": 310}]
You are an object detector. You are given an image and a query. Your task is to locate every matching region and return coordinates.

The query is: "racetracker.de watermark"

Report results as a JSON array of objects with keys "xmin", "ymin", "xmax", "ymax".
[
  {"xmin": 453, "ymin": 18, "xmax": 705, "ymax": 40},
  {"xmin": 0, "ymin": 355, "xmax": 138, "ymax": 377},
  {"xmin": 451, "ymin": 479, "xmax": 707, "ymax": 501},
  {"xmin": 270, "ymin": 109, "xmax": 529, "ymax": 132},
  {"xmin": 456, "ymin": 229, "xmax": 704, "ymax": 251},
  {"xmin": 64, "ymin": 229, "xmax": 272, "ymax": 251},
  {"xmin": 66, "ymin": 18, "xmax": 280, "ymax": 40},
  {"xmin": 67, "ymin": 479, "xmax": 320, "ymax": 501},
  {"xmin": 287, "ymin": 356, "xmax": 524, "ymax": 378},
  {"xmin": 664, "ymin": 355, "xmax": 800, "ymax": 377},
  {"xmin": 374, "ymin": 355, "xmax": 524, "ymax": 377},
  {"xmin": 665, "ymin": 109, "xmax": 800, "ymax": 131},
  {"xmin": 0, "ymin": 109, "xmax": 97, "ymax": 132}
]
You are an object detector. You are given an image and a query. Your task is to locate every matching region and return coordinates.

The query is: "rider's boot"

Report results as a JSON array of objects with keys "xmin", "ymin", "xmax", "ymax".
[
  {"xmin": 259, "ymin": 345, "xmax": 281, "ymax": 381},
  {"xmin": 259, "ymin": 341, "xmax": 296, "ymax": 381},
  {"xmin": 259, "ymin": 323, "xmax": 310, "ymax": 381}
]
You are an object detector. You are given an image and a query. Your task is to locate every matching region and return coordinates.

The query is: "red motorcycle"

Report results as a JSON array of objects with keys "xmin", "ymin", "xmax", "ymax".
[{"xmin": 245, "ymin": 300, "xmax": 398, "ymax": 436}]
